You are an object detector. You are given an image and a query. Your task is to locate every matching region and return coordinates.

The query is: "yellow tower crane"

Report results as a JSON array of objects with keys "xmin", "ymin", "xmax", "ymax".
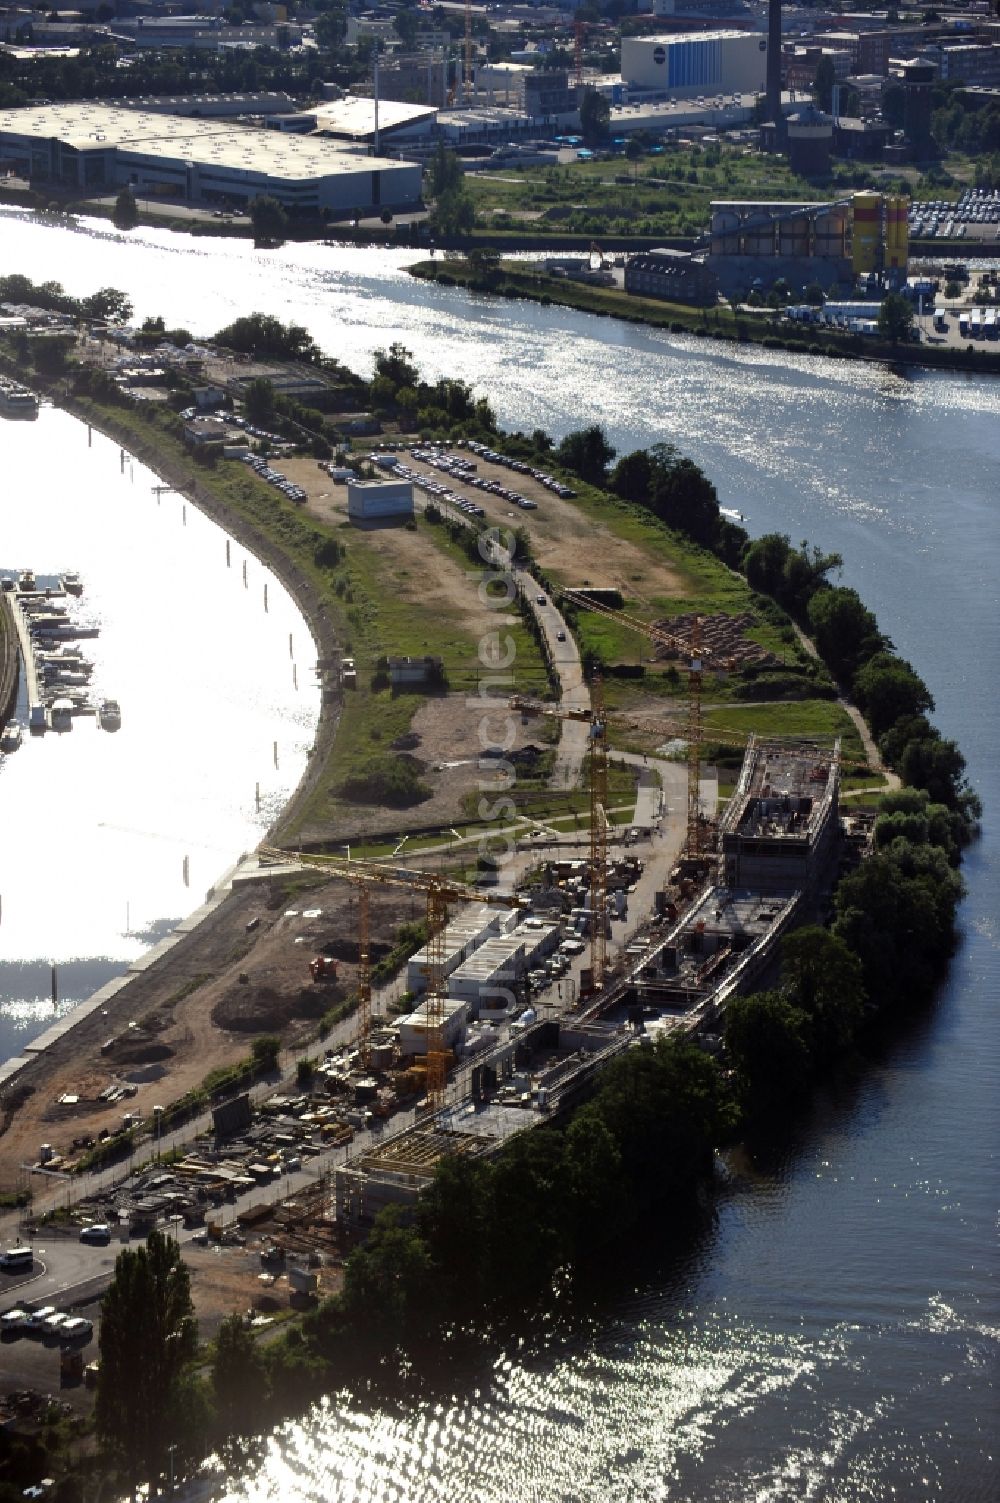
[{"xmin": 260, "ymin": 847, "xmax": 524, "ymax": 1110}]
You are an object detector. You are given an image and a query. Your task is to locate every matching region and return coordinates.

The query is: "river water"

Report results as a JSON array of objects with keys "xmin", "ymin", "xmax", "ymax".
[
  {"xmin": 0, "ymin": 210, "xmax": 996, "ymax": 1500},
  {"xmin": 0, "ymin": 405, "xmax": 320, "ymax": 1063}
]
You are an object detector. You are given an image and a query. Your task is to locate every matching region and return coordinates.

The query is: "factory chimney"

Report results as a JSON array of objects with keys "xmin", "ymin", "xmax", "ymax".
[{"xmin": 766, "ymin": 0, "xmax": 783, "ymax": 136}]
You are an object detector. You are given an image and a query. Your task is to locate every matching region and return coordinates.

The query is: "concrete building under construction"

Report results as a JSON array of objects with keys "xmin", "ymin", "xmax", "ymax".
[{"xmin": 333, "ymin": 737, "xmax": 847, "ymax": 1233}]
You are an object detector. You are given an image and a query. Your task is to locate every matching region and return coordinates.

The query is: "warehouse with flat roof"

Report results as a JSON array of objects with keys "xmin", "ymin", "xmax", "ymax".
[{"xmin": 0, "ymin": 103, "xmax": 422, "ymax": 215}]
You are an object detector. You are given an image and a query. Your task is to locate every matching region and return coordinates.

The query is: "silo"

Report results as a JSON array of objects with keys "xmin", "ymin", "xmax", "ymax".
[
  {"xmin": 778, "ymin": 213, "xmax": 810, "ymax": 257},
  {"xmin": 711, "ymin": 207, "xmax": 740, "ymax": 256},
  {"xmin": 814, "ymin": 206, "xmax": 847, "ymax": 260},
  {"xmin": 852, "ymin": 191, "xmax": 881, "ymax": 275},
  {"xmin": 743, "ymin": 211, "xmax": 776, "ymax": 257},
  {"xmin": 885, "ymin": 195, "xmax": 909, "ymax": 271}
]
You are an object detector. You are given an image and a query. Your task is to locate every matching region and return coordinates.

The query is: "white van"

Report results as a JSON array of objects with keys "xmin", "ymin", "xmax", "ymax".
[{"xmin": 0, "ymin": 1246, "xmax": 33, "ymax": 1271}]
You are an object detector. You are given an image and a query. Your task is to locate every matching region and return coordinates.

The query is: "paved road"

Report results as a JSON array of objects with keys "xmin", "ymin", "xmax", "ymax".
[{"xmin": 397, "ymin": 453, "xmax": 592, "ymax": 788}]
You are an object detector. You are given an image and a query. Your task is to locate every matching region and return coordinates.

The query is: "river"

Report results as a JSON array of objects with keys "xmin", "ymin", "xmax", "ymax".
[
  {"xmin": 0, "ymin": 210, "xmax": 996, "ymax": 1500},
  {"xmin": 0, "ymin": 405, "xmax": 320, "ymax": 1064}
]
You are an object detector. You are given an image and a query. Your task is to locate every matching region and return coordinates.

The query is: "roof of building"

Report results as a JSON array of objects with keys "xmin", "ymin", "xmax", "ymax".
[
  {"xmin": 634, "ymin": 29, "xmax": 756, "ymax": 44},
  {"xmin": 0, "ymin": 103, "xmax": 415, "ymax": 176},
  {"xmin": 312, "ymin": 95, "xmax": 437, "ymax": 140}
]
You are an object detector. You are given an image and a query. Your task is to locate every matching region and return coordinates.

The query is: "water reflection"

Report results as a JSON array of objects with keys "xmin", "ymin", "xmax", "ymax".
[{"xmin": 0, "ymin": 407, "xmax": 319, "ymax": 1058}]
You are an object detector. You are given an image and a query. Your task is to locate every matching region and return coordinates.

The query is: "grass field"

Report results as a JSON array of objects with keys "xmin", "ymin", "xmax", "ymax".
[{"xmin": 465, "ymin": 146, "xmax": 870, "ymax": 241}]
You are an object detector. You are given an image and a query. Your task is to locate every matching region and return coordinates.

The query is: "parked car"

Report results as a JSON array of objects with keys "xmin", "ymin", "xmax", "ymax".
[{"xmin": 79, "ymin": 1224, "xmax": 111, "ymax": 1245}]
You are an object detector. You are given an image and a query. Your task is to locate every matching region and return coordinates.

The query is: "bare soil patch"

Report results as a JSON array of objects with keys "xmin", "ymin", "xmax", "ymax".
[
  {"xmin": 400, "ymin": 452, "xmax": 687, "ymax": 603},
  {"xmin": 0, "ymin": 882, "xmax": 415, "ymax": 1192}
]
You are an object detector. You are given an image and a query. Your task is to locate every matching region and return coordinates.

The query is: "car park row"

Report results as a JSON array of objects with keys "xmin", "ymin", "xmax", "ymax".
[{"xmin": 1, "ymin": 1305, "xmax": 93, "ymax": 1343}]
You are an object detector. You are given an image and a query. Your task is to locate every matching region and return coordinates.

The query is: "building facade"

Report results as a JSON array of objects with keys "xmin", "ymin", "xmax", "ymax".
[
  {"xmin": 0, "ymin": 103, "xmax": 422, "ymax": 215},
  {"xmin": 624, "ymin": 249, "xmax": 719, "ymax": 307},
  {"xmin": 621, "ymin": 31, "xmax": 769, "ymax": 97}
]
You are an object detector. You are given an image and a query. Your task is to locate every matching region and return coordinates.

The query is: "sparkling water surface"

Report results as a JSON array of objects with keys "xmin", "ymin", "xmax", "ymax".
[{"xmin": 0, "ymin": 211, "xmax": 995, "ymax": 1500}]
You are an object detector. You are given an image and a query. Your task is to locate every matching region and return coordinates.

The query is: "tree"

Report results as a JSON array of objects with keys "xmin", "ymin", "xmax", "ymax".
[
  {"xmin": 726, "ymin": 990, "xmax": 812, "ymax": 1118},
  {"xmin": 744, "ymin": 532, "xmax": 793, "ymax": 599},
  {"xmin": 781, "ymin": 926, "xmax": 865, "ymax": 1061},
  {"xmin": 579, "ymin": 86, "xmax": 611, "ymax": 146},
  {"xmin": 429, "ymin": 186, "xmax": 475, "ymax": 237},
  {"xmin": 393, "ymin": 5, "xmax": 419, "ymax": 46},
  {"xmin": 340, "ymin": 1205, "xmax": 432, "ymax": 1351},
  {"xmin": 244, "ymin": 375, "xmax": 275, "ymax": 425},
  {"xmin": 853, "ymin": 652, "xmax": 933, "ymax": 739},
  {"xmin": 212, "ymin": 1313, "xmax": 268, "ymax": 1440},
  {"xmin": 83, "ymin": 286, "xmax": 133, "ymax": 325},
  {"xmin": 877, "ymin": 291, "xmax": 915, "ymax": 345},
  {"xmin": 113, "ymin": 186, "xmax": 138, "ymax": 231},
  {"xmin": 96, "ymin": 1230, "xmax": 198, "ymax": 1494},
  {"xmin": 426, "ymin": 141, "xmax": 464, "ymax": 198},
  {"xmin": 251, "ymin": 193, "xmax": 288, "ymax": 245},
  {"xmin": 213, "ymin": 312, "xmax": 320, "ymax": 363},
  {"xmin": 610, "ymin": 447, "xmax": 655, "ymax": 503},
  {"xmin": 556, "ymin": 423, "xmax": 616, "ymax": 485},
  {"xmin": 834, "ymin": 841, "xmax": 963, "ymax": 1009},
  {"xmin": 806, "ymin": 585, "xmax": 883, "ymax": 684},
  {"xmin": 251, "ymin": 1034, "xmax": 280, "ymax": 1072},
  {"xmin": 374, "ymin": 341, "xmax": 418, "ymax": 388},
  {"xmin": 804, "ymin": 282, "xmax": 826, "ymax": 307}
]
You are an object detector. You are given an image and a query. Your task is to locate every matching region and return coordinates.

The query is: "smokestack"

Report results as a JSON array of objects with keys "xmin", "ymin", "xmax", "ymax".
[{"xmin": 766, "ymin": 0, "xmax": 782, "ymax": 130}]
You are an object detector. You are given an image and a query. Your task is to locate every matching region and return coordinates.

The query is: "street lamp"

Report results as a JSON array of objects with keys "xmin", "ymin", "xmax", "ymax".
[{"xmin": 153, "ymin": 1104, "xmax": 164, "ymax": 1162}]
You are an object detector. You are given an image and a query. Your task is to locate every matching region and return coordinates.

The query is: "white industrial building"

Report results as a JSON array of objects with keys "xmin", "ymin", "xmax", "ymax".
[
  {"xmin": 406, "ymin": 908, "xmax": 507, "ymax": 993},
  {"xmin": 0, "ymin": 103, "xmax": 422, "ymax": 216},
  {"xmin": 449, "ymin": 922, "xmax": 560, "ymax": 1017},
  {"xmin": 312, "ymin": 96, "xmax": 438, "ymax": 146},
  {"xmin": 398, "ymin": 998, "xmax": 469, "ymax": 1058},
  {"xmin": 621, "ymin": 31, "xmax": 769, "ymax": 98},
  {"xmin": 346, "ymin": 478, "xmax": 415, "ymax": 523}
]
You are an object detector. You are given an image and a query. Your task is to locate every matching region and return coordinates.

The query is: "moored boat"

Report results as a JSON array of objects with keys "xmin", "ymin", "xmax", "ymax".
[
  {"xmin": 98, "ymin": 698, "xmax": 121, "ymax": 732},
  {"xmin": 0, "ymin": 377, "xmax": 39, "ymax": 419},
  {"xmin": 0, "ymin": 722, "xmax": 23, "ymax": 754}
]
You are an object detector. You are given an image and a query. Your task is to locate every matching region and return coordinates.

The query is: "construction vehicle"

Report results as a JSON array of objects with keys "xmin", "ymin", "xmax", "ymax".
[{"xmin": 309, "ymin": 955, "xmax": 338, "ymax": 983}]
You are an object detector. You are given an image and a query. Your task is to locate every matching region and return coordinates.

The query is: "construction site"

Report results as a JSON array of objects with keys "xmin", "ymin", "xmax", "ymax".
[
  {"xmin": 13, "ymin": 571, "xmax": 876, "ymax": 1281},
  {"xmin": 0, "ymin": 426, "xmax": 883, "ymax": 1370}
]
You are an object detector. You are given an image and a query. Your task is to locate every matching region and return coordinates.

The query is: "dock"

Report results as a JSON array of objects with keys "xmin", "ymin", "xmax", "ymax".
[
  {"xmin": 9, "ymin": 593, "xmax": 43, "ymax": 730},
  {"xmin": 2, "ymin": 572, "xmax": 103, "ymax": 733}
]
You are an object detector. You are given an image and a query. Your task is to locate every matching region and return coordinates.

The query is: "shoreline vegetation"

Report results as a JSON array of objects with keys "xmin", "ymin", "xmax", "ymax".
[{"xmin": 0, "ymin": 277, "xmax": 981, "ymax": 1502}]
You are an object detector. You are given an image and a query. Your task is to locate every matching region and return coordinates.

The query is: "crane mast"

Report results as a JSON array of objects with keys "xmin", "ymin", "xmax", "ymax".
[{"xmin": 260, "ymin": 847, "xmax": 523, "ymax": 1109}]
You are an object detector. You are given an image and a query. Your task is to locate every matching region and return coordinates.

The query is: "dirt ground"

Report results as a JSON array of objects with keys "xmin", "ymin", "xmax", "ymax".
[
  {"xmin": 0, "ymin": 880, "xmax": 414, "ymax": 1192},
  {"xmin": 395, "ymin": 450, "xmax": 687, "ymax": 603},
  {"xmin": 281, "ymin": 445, "xmax": 685, "ymax": 612}
]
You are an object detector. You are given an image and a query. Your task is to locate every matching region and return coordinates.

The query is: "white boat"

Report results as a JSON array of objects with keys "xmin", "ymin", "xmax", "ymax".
[
  {"xmin": 0, "ymin": 379, "xmax": 39, "ymax": 419},
  {"xmin": 62, "ymin": 571, "xmax": 83, "ymax": 595},
  {"xmin": 49, "ymin": 697, "xmax": 75, "ymax": 731},
  {"xmin": 0, "ymin": 722, "xmax": 23, "ymax": 754},
  {"xmin": 98, "ymin": 698, "xmax": 122, "ymax": 732}
]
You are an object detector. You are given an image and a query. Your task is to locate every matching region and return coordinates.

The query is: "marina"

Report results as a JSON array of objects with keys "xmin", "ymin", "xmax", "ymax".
[{"xmin": 1, "ymin": 571, "xmax": 116, "ymax": 734}]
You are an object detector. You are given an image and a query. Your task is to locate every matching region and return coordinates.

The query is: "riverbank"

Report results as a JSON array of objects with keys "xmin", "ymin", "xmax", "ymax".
[
  {"xmin": 0, "ymin": 595, "xmax": 18, "ymax": 736},
  {"xmin": 409, "ymin": 257, "xmax": 1000, "ymax": 377}
]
